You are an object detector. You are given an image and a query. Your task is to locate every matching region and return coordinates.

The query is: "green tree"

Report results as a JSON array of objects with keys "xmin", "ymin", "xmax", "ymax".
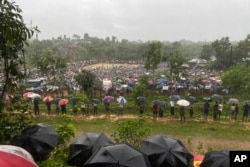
[
  {"xmin": 0, "ymin": 0, "xmax": 38, "ymax": 99},
  {"xmin": 211, "ymin": 37, "xmax": 232, "ymax": 70},
  {"xmin": 221, "ymin": 64, "xmax": 250, "ymax": 95},
  {"xmin": 74, "ymin": 69, "xmax": 97, "ymax": 96},
  {"xmin": 142, "ymin": 41, "xmax": 162, "ymax": 80},
  {"xmin": 200, "ymin": 44, "xmax": 214, "ymax": 60}
]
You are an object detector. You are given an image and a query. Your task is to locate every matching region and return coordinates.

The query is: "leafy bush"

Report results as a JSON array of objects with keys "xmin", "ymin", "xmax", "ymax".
[{"xmin": 111, "ymin": 117, "xmax": 151, "ymax": 148}]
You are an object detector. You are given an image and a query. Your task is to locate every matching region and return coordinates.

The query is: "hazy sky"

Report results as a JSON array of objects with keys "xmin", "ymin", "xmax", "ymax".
[{"xmin": 14, "ymin": 0, "xmax": 250, "ymax": 42}]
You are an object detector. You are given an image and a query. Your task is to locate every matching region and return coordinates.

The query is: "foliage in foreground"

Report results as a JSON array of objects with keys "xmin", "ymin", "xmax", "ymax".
[{"xmin": 111, "ymin": 117, "xmax": 151, "ymax": 148}]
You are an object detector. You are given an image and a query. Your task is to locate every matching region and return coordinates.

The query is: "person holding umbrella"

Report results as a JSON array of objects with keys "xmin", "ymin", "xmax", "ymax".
[
  {"xmin": 180, "ymin": 106, "xmax": 185, "ymax": 122},
  {"xmin": 243, "ymin": 102, "xmax": 250, "ymax": 122},
  {"xmin": 203, "ymin": 101, "xmax": 210, "ymax": 121},
  {"xmin": 152, "ymin": 103, "xmax": 158, "ymax": 120},
  {"xmin": 33, "ymin": 98, "xmax": 39, "ymax": 115}
]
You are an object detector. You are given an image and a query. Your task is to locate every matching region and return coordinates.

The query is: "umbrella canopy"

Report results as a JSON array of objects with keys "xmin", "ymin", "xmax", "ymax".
[
  {"xmin": 202, "ymin": 97, "xmax": 212, "ymax": 102},
  {"xmin": 229, "ymin": 98, "xmax": 239, "ymax": 104},
  {"xmin": 59, "ymin": 98, "xmax": 69, "ymax": 105},
  {"xmin": 91, "ymin": 98, "xmax": 101, "ymax": 104},
  {"xmin": 0, "ymin": 145, "xmax": 38, "ymax": 167},
  {"xmin": 200, "ymin": 150, "xmax": 229, "ymax": 167},
  {"xmin": 211, "ymin": 94, "xmax": 223, "ymax": 101},
  {"xmin": 54, "ymin": 97, "xmax": 62, "ymax": 104},
  {"xmin": 117, "ymin": 96, "xmax": 127, "ymax": 104},
  {"xmin": 153, "ymin": 100, "xmax": 167, "ymax": 107},
  {"xmin": 67, "ymin": 132, "xmax": 114, "ymax": 166},
  {"xmin": 84, "ymin": 143, "xmax": 151, "ymax": 167},
  {"xmin": 23, "ymin": 92, "xmax": 41, "ymax": 99},
  {"xmin": 141, "ymin": 134, "xmax": 193, "ymax": 167},
  {"xmin": 102, "ymin": 96, "xmax": 114, "ymax": 103},
  {"xmin": 43, "ymin": 96, "xmax": 53, "ymax": 102},
  {"xmin": 177, "ymin": 99, "xmax": 190, "ymax": 107},
  {"xmin": 186, "ymin": 96, "xmax": 197, "ymax": 104},
  {"xmin": 244, "ymin": 100, "xmax": 250, "ymax": 105},
  {"xmin": 193, "ymin": 154, "xmax": 204, "ymax": 167},
  {"xmin": 170, "ymin": 95, "xmax": 181, "ymax": 102},
  {"xmin": 11, "ymin": 123, "xmax": 59, "ymax": 162}
]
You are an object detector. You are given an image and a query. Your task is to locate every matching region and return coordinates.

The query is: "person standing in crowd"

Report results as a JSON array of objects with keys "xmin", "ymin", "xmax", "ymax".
[
  {"xmin": 230, "ymin": 103, "xmax": 236, "ymax": 120},
  {"xmin": 139, "ymin": 104, "xmax": 145, "ymax": 114},
  {"xmin": 213, "ymin": 101, "xmax": 219, "ymax": 120},
  {"xmin": 93, "ymin": 103, "xmax": 98, "ymax": 115},
  {"xmin": 81, "ymin": 102, "xmax": 87, "ymax": 115},
  {"xmin": 118, "ymin": 97, "xmax": 125, "ymax": 117},
  {"xmin": 61, "ymin": 104, "xmax": 66, "ymax": 114},
  {"xmin": 45, "ymin": 99, "xmax": 51, "ymax": 115},
  {"xmin": 180, "ymin": 106, "xmax": 185, "ymax": 123},
  {"xmin": 33, "ymin": 98, "xmax": 39, "ymax": 115},
  {"xmin": 170, "ymin": 100, "xmax": 175, "ymax": 116},
  {"xmin": 152, "ymin": 103, "xmax": 158, "ymax": 120},
  {"xmin": 203, "ymin": 101, "xmax": 210, "ymax": 121},
  {"xmin": 218, "ymin": 101, "xmax": 223, "ymax": 119},
  {"xmin": 189, "ymin": 103, "xmax": 194, "ymax": 118},
  {"xmin": 234, "ymin": 103, "xmax": 239, "ymax": 120},
  {"xmin": 243, "ymin": 103, "xmax": 250, "ymax": 122}
]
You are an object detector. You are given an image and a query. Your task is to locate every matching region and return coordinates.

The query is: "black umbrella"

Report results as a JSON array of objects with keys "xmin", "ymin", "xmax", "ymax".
[
  {"xmin": 203, "ymin": 97, "xmax": 212, "ymax": 102},
  {"xmin": 140, "ymin": 134, "xmax": 193, "ymax": 167},
  {"xmin": 11, "ymin": 123, "xmax": 58, "ymax": 162},
  {"xmin": 92, "ymin": 98, "xmax": 101, "ymax": 104},
  {"xmin": 200, "ymin": 150, "xmax": 229, "ymax": 167},
  {"xmin": 170, "ymin": 95, "xmax": 181, "ymax": 102},
  {"xmin": 137, "ymin": 96, "xmax": 146, "ymax": 105},
  {"xmin": 211, "ymin": 94, "xmax": 223, "ymax": 101},
  {"xmin": 67, "ymin": 132, "xmax": 114, "ymax": 166},
  {"xmin": 153, "ymin": 100, "xmax": 167, "ymax": 107},
  {"xmin": 186, "ymin": 96, "xmax": 197, "ymax": 104},
  {"xmin": 84, "ymin": 143, "xmax": 151, "ymax": 167}
]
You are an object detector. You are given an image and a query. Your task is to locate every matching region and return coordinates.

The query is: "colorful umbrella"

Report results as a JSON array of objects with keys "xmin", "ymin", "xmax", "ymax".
[
  {"xmin": 193, "ymin": 154, "xmax": 204, "ymax": 167},
  {"xmin": 0, "ymin": 145, "xmax": 38, "ymax": 167},
  {"xmin": 23, "ymin": 92, "xmax": 34, "ymax": 98},
  {"xmin": 102, "ymin": 95, "xmax": 114, "ymax": 103},
  {"xmin": 59, "ymin": 98, "xmax": 69, "ymax": 105},
  {"xmin": 177, "ymin": 99, "xmax": 190, "ymax": 107},
  {"xmin": 43, "ymin": 96, "xmax": 53, "ymax": 102}
]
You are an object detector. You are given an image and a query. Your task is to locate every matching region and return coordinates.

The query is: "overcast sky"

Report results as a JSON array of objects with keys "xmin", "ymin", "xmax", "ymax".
[{"xmin": 14, "ymin": 0, "xmax": 250, "ymax": 42}]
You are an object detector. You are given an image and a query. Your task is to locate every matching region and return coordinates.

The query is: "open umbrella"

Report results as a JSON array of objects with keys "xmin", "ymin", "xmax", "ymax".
[
  {"xmin": 177, "ymin": 99, "xmax": 190, "ymax": 107},
  {"xmin": 84, "ymin": 143, "xmax": 151, "ymax": 167},
  {"xmin": 170, "ymin": 95, "xmax": 181, "ymax": 102},
  {"xmin": 23, "ymin": 92, "xmax": 34, "ymax": 98},
  {"xmin": 211, "ymin": 94, "xmax": 223, "ymax": 101},
  {"xmin": 0, "ymin": 145, "xmax": 38, "ymax": 167},
  {"xmin": 186, "ymin": 96, "xmax": 197, "ymax": 104},
  {"xmin": 229, "ymin": 98, "xmax": 239, "ymax": 104},
  {"xmin": 203, "ymin": 97, "xmax": 212, "ymax": 102},
  {"xmin": 193, "ymin": 154, "xmax": 204, "ymax": 167},
  {"xmin": 24, "ymin": 92, "xmax": 41, "ymax": 99},
  {"xmin": 11, "ymin": 123, "xmax": 58, "ymax": 162},
  {"xmin": 59, "ymin": 98, "xmax": 69, "ymax": 105},
  {"xmin": 244, "ymin": 100, "xmax": 250, "ymax": 105},
  {"xmin": 102, "ymin": 96, "xmax": 114, "ymax": 103},
  {"xmin": 67, "ymin": 132, "xmax": 113, "ymax": 166},
  {"xmin": 91, "ymin": 98, "xmax": 101, "ymax": 104},
  {"xmin": 153, "ymin": 100, "xmax": 167, "ymax": 107},
  {"xmin": 43, "ymin": 96, "xmax": 53, "ymax": 102},
  {"xmin": 141, "ymin": 134, "xmax": 193, "ymax": 167},
  {"xmin": 200, "ymin": 150, "xmax": 229, "ymax": 167},
  {"xmin": 117, "ymin": 96, "xmax": 127, "ymax": 104},
  {"xmin": 137, "ymin": 96, "xmax": 146, "ymax": 105}
]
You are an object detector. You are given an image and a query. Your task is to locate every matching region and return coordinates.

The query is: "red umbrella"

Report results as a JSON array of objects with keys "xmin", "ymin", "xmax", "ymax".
[
  {"xmin": 0, "ymin": 145, "xmax": 38, "ymax": 167},
  {"xmin": 59, "ymin": 98, "xmax": 69, "ymax": 105},
  {"xmin": 194, "ymin": 154, "xmax": 204, "ymax": 167},
  {"xmin": 23, "ymin": 92, "xmax": 34, "ymax": 98},
  {"xmin": 43, "ymin": 96, "xmax": 54, "ymax": 102}
]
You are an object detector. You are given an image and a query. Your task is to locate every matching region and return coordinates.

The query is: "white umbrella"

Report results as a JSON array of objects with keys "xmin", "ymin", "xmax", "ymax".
[
  {"xmin": 27, "ymin": 93, "xmax": 41, "ymax": 99},
  {"xmin": 177, "ymin": 99, "xmax": 190, "ymax": 107},
  {"xmin": 117, "ymin": 96, "xmax": 127, "ymax": 104},
  {"xmin": 229, "ymin": 98, "xmax": 239, "ymax": 104}
]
